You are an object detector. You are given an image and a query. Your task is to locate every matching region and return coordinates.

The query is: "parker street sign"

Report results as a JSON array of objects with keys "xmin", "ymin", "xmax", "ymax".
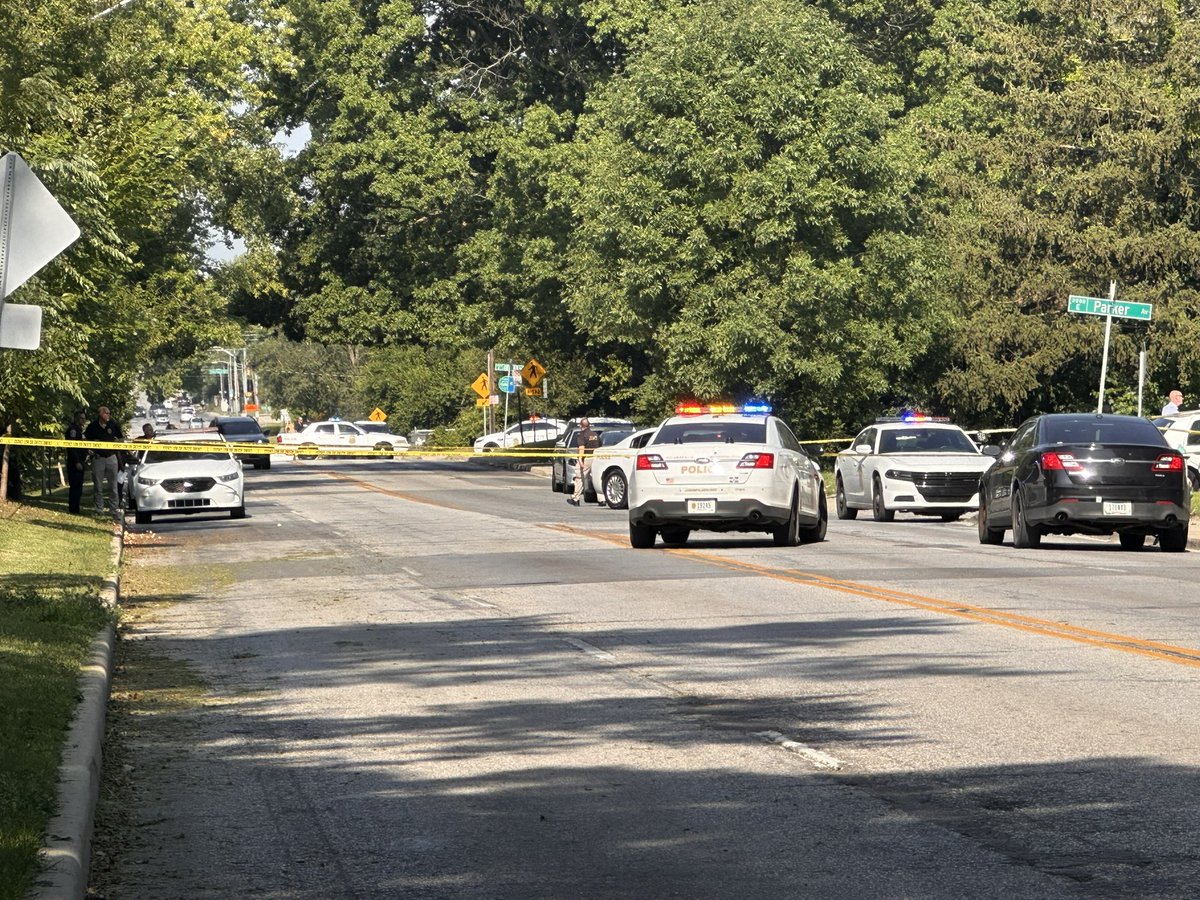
[{"xmin": 1068, "ymin": 294, "xmax": 1153, "ymax": 321}]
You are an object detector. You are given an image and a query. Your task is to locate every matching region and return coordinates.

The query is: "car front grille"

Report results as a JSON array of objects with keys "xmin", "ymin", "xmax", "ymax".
[
  {"xmin": 167, "ymin": 497, "xmax": 212, "ymax": 509},
  {"xmin": 912, "ymin": 472, "xmax": 979, "ymax": 502},
  {"xmin": 162, "ymin": 477, "xmax": 216, "ymax": 493}
]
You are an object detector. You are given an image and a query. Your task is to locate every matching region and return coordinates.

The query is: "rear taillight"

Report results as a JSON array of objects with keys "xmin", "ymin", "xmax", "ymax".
[
  {"xmin": 737, "ymin": 452, "xmax": 775, "ymax": 469},
  {"xmin": 1154, "ymin": 453, "xmax": 1184, "ymax": 471},
  {"xmin": 1040, "ymin": 451, "xmax": 1082, "ymax": 471},
  {"xmin": 276, "ymin": 435, "xmax": 282, "ymax": 443},
  {"xmin": 636, "ymin": 453, "xmax": 667, "ymax": 470}
]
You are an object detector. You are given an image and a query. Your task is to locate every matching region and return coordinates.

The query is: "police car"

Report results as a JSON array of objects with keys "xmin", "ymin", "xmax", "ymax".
[
  {"xmin": 627, "ymin": 403, "xmax": 826, "ymax": 548},
  {"xmin": 834, "ymin": 415, "xmax": 999, "ymax": 522}
]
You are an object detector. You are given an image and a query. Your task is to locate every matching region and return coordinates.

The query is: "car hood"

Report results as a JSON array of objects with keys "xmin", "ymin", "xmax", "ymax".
[
  {"xmin": 877, "ymin": 453, "xmax": 994, "ymax": 471},
  {"xmin": 137, "ymin": 459, "xmax": 239, "ymax": 478}
]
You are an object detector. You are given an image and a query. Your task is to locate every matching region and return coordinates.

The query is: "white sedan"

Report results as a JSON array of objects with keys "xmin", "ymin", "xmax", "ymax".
[
  {"xmin": 834, "ymin": 418, "xmax": 999, "ymax": 522},
  {"xmin": 586, "ymin": 427, "xmax": 656, "ymax": 509},
  {"xmin": 130, "ymin": 433, "xmax": 245, "ymax": 524},
  {"xmin": 473, "ymin": 419, "xmax": 565, "ymax": 452},
  {"xmin": 277, "ymin": 420, "xmax": 408, "ymax": 459},
  {"xmin": 627, "ymin": 404, "xmax": 826, "ymax": 548}
]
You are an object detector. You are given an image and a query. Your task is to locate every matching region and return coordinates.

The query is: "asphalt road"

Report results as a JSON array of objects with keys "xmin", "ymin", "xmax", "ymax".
[{"xmin": 90, "ymin": 456, "xmax": 1200, "ymax": 899}]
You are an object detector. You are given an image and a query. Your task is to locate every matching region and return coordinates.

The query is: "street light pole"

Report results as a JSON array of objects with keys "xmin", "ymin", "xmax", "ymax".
[{"xmin": 210, "ymin": 347, "xmax": 242, "ymax": 414}]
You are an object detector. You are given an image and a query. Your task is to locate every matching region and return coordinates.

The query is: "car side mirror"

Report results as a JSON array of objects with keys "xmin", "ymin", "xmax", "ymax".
[
  {"xmin": 981, "ymin": 445, "xmax": 1002, "ymax": 457},
  {"xmin": 854, "ymin": 443, "xmax": 872, "ymax": 454}
]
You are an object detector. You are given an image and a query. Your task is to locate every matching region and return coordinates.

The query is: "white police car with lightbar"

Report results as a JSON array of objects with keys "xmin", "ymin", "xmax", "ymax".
[
  {"xmin": 626, "ymin": 403, "xmax": 826, "ymax": 548},
  {"xmin": 834, "ymin": 414, "xmax": 1001, "ymax": 522}
]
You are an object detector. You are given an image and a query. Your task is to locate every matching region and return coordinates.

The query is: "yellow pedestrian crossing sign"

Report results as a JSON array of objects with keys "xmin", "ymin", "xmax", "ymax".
[
  {"xmin": 522, "ymin": 358, "xmax": 546, "ymax": 387},
  {"xmin": 368, "ymin": 407, "xmax": 388, "ymax": 422},
  {"xmin": 471, "ymin": 373, "xmax": 490, "ymax": 398}
]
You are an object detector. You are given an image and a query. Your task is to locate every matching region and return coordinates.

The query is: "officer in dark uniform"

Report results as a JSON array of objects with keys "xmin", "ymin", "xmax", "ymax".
[{"xmin": 65, "ymin": 410, "xmax": 88, "ymax": 514}]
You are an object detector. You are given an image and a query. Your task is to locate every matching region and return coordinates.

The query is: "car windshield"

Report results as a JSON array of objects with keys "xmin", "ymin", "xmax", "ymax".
[
  {"xmin": 878, "ymin": 428, "xmax": 977, "ymax": 454},
  {"xmin": 653, "ymin": 422, "xmax": 767, "ymax": 444},
  {"xmin": 1042, "ymin": 417, "xmax": 1167, "ymax": 446},
  {"xmin": 358, "ymin": 423, "xmax": 388, "ymax": 433},
  {"xmin": 141, "ymin": 448, "xmax": 232, "ymax": 464}
]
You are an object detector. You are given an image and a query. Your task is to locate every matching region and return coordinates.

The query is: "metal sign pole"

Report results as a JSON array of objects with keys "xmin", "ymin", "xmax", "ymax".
[
  {"xmin": 1097, "ymin": 280, "xmax": 1116, "ymax": 413},
  {"xmin": 1137, "ymin": 345, "xmax": 1147, "ymax": 418}
]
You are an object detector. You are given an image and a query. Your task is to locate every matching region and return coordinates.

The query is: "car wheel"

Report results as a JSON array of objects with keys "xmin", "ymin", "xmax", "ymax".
[
  {"xmin": 799, "ymin": 493, "xmax": 828, "ymax": 544},
  {"xmin": 231, "ymin": 505, "xmax": 246, "ymax": 520},
  {"xmin": 255, "ymin": 457, "xmax": 271, "ymax": 470},
  {"xmin": 773, "ymin": 490, "xmax": 801, "ymax": 547},
  {"xmin": 374, "ymin": 441, "xmax": 395, "ymax": 459},
  {"xmin": 483, "ymin": 442, "xmax": 499, "ymax": 452},
  {"xmin": 603, "ymin": 470, "xmax": 628, "ymax": 509},
  {"xmin": 1010, "ymin": 490, "xmax": 1041, "ymax": 549},
  {"xmin": 660, "ymin": 526, "xmax": 690, "ymax": 546},
  {"xmin": 551, "ymin": 461, "xmax": 564, "ymax": 492},
  {"xmin": 1189, "ymin": 468, "xmax": 1200, "ymax": 492},
  {"xmin": 871, "ymin": 476, "xmax": 894, "ymax": 522},
  {"xmin": 1160, "ymin": 523, "xmax": 1189, "ymax": 552},
  {"xmin": 135, "ymin": 511, "xmax": 152, "ymax": 525},
  {"xmin": 978, "ymin": 494, "xmax": 1005, "ymax": 545},
  {"xmin": 1118, "ymin": 533, "xmax": 1146, "ymax": 550},
  {"xmin": 835, "ymin": 476, "xmax": 857, "ymax": 520},
  {"xmin": 629, "ymin": 522, "xmax": 657, "ymax": 549},
  {"xmin": 297, "ymin": 443, "xmax": 318, "ymax": 461}
]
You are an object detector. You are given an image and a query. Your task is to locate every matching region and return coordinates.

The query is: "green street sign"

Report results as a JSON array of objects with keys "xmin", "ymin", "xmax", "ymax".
[
  {"xmin": 208, "ymin": 367, "xmax": 227, "ymax": 375},
  {"xmin": 1068, "ymin": 294, "xmax": 1153, "ymax": 321},
  {"xmin": 494, "ymin": 363, "xmax": 516, "ymax": 372}
]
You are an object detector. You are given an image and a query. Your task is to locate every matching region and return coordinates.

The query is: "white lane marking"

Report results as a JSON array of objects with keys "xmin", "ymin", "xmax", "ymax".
[
  {"xmin": 752, "ymin": 730, "xmax": 843, "ymax": 770},
  {"xmin": 465, "ymin": 596, "xmax": 501, "ymax": 610},
  {"xmin": 399, "ymin": 566, "xmax": 422, "ymax": 577},
  {"xmin": 563, "ymin": 637, "xmax": 616, "ymax": 660}
]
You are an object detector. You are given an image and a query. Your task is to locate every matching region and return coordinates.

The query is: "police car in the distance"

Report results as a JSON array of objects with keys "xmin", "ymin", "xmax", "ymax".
[
  {"xmin": 627, "ymin": 403, "xmax": 826, "ymax": 548},
  {"xmin": 834, "ymin": 415, "xmax": 1000, "ymax": 522}
]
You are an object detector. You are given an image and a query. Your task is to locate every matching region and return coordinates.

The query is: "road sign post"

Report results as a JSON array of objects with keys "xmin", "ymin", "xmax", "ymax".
[{"xmin": 1067, "ymin": 283, "xmax": 1152, "ymax": 414}]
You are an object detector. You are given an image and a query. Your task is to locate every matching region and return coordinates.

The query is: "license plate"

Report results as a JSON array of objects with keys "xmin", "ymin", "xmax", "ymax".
[
  {"xmin": 1103, "ymin": 501, "xmax": 1132, "ymax": 516},
  {"xmin": 687, "ymin": 499, "xmax": 717, "ymax": 514}
]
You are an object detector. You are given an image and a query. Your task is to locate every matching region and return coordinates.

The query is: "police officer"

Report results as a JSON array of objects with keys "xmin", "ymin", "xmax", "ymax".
[
  {"xmin": 84, "ymin": 406, "xmax": 124, "ymax": 520},
  {"xmin": 568, "ymin": 417, "xmax": 602, "ymax": 506},
  {"xmin": 64, "ymin": 410, "xmax": 88, "ymax": 514}
]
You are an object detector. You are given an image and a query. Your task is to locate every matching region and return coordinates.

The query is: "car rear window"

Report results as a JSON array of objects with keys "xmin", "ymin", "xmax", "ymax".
[
  {"xmin": 653, "ymin": 422, "xmax": 767, "ymax": 444},
  {"xmin": 1042, "ymin": 417, "xmax": 1167, "ymax": 446},
  {"xmin": 218, "ymin": 421, "xmax": 263, "ymax": 436}
]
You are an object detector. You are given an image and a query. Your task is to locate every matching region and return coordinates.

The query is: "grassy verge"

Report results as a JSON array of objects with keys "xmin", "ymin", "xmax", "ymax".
[{"xmin": 0, "ymin": 492, "xmax": 115, "ymax": 900}]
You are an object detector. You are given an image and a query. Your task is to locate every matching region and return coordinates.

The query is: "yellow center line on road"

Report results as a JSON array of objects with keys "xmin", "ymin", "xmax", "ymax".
[{"xmin": 546, "ymin": 523, "xmax": 1200, "ymax": 671}]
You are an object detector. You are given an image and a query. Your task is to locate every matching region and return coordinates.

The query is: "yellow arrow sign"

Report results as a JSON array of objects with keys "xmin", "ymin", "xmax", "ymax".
[
  {"xmin": 522, "ymin": 358, "xmax": 546, "ymax": 387},
  {"xmin": 471, "ymin": 373, "xmax": 490, "ymax": 398},
  {"xmin": 368, "ymin": 407, "xmax": 387, "ymax": 422}
]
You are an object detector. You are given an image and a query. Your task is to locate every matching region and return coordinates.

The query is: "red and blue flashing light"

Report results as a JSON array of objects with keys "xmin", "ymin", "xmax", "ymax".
[{"xmin": 674, "ymin": 401, "xmax": 773, "ymax": 416}]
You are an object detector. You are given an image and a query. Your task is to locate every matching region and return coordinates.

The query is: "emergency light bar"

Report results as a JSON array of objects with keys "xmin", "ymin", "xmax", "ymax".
[
  {"xmin": 875, "ymin": 413, "xmax": 951, "ymax": 424},
  {"xmin": 675, "ymin": 402, "xmax": 773, "ymax": 416}
]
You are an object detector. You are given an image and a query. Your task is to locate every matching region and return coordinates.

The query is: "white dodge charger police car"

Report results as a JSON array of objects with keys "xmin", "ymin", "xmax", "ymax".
[
  {"xmin": 627, "ymin": 404, "xmax": 826, "ymax": 548},
  {"xmin": 834, "ymin": 416, "xmax": 999, "ymax": 522}
]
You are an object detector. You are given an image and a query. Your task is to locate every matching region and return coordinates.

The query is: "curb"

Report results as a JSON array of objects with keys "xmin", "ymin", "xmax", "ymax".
[{"xmin": 31, "ymin": 526, "xmax": 123, "ymax": 900}]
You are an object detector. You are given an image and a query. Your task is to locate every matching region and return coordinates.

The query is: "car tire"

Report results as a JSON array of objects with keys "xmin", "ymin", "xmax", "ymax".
[
  {"xmin": 231, "ymin": 505, "xmax": 246, "ymax": 520},
  {"xmin": 660, "ymin": 526, "xmax": 690, "ymax": 546},
  {"xmin": 978, "ymin": 494, "xmax": 1005, "ymax": 545},
  {"xmin": 799, "ymin": 493, "xmax": 828, "ymax": 544},
  {"xmin": 1160, "ymin": 523, "xmax": 1189, "ymax": 552},
  {"xmin": 483, "ymin": 442, "xmax": 499, "ymax": 452},
  {"xmin": 1010, "ymin": 490, "xmax": 1041, "ymax": 548},
  {"xmin": 1189, "ymin": 468, "xmax": 1200, "ymax": 492},
  {"xmin": 135, "ymin": 511, "xmax": 152, "ymax": 525},
  {"xmin": 603, "ymin": 470, "xmax": 628, "ymax": 509},
  {"xmin": 255, "ymin": 457, "xmax": 271, "ymax": 470},
  {"xmin": 551, "ymin": 461, "xmax": 564, "ymax": 492},
  {"xmin": 374, "ymin": 441, "xmax": 395, "ymax": 459},
  {"xmin": 871, "ymin": 476, "xmax": 894, "ymax": 523},
  {"xmin": 835, "ymin": 476, "xmax": 857, "ymax": 520},
  {"xmin": 1118, "ymin": 533, "xmax": 1146, "ymax": 550},
  {"xmin": 630, "ymin": 522, "xmax": 657, "ymax": 549},
  {"xmin": 297, "ymin": 443, "xmax": 318, "ymax": 461},
  {"xmin": 773, "ymin": 491, "xmax": 801, "ymax": 547}
]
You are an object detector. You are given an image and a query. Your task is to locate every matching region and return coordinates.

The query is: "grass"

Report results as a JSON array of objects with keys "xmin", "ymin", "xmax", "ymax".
[{"xmin": 0, "ymin": 490, "xmax": 115, "ymax": 900}]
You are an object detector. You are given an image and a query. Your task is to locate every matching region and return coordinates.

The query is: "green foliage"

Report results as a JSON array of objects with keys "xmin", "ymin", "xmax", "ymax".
[{"xmin": 561, "ymin": 0, "xmax": 948, "ymax": 432}]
